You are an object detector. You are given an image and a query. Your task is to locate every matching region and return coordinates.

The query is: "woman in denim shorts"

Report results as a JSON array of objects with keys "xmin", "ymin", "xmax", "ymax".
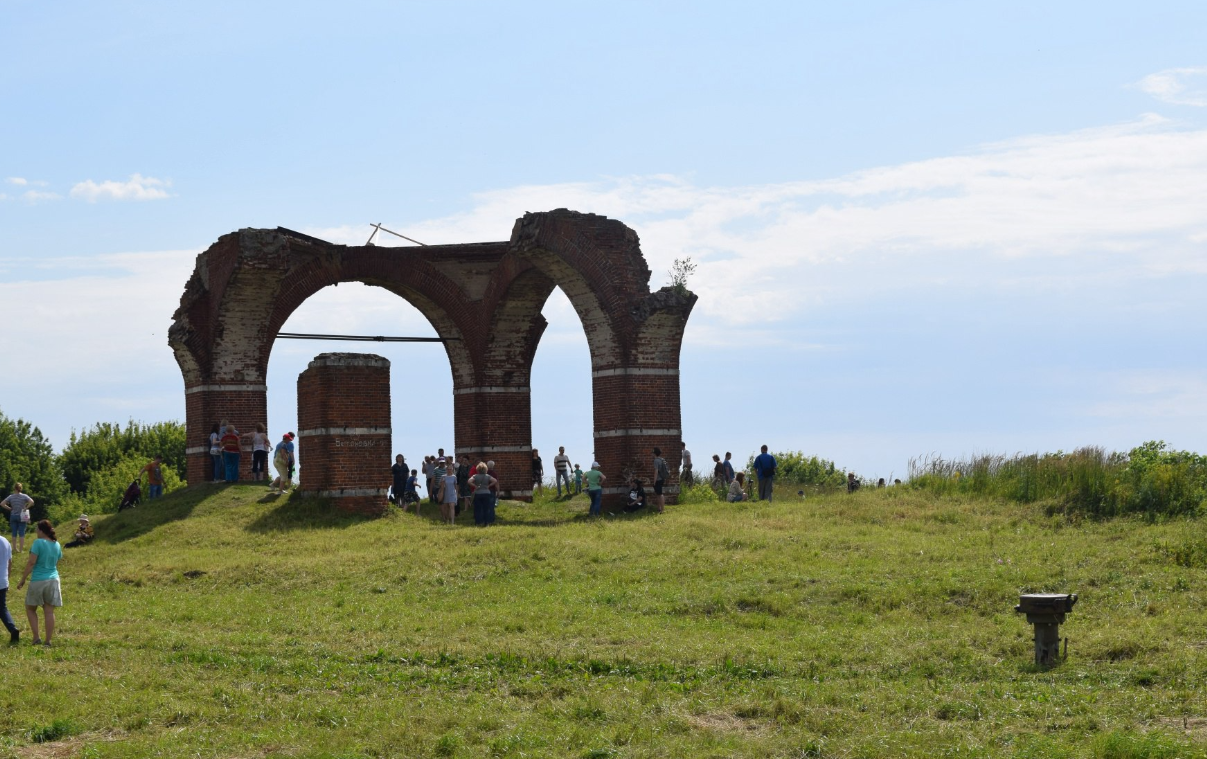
[
  {"xmin": 16, "ymin": 520, "xmax": 62, "ymax": 647},
  {"xmin": 2, "ymin": 483, "xmax": 33, "ymax": 554}
]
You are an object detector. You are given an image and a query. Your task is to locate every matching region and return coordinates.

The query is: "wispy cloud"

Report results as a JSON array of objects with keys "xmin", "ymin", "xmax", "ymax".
[
  {"xmin": 310, "ymin": 114, "xmax": 1207, "ymax": 325},
  {"xmin": 6, "ymin": 177, "xmax": 28, "ymax": 186},
  {"xmin": 1136, "ymin": 66, "xmax": 1207, "ymax": 107},
  {"xmin": 69, "ymin": 173, "xmax": 172, "ymax": 202},
  {"xmin": 22, "ymin": 190, "xmax": 62, "ymax": 202}
]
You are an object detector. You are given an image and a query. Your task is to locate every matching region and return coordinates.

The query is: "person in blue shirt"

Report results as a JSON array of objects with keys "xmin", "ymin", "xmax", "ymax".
[
  {"xmin": 753, "ymin": 445, "xmax": 777, "ymax": 502},
  {"xmin": 16, "ymin": 520, "xmax": 62, "ymax": 647},
  {"xmin": 723, "ymin": 452, "xmax": 736, "ymax": 485}
]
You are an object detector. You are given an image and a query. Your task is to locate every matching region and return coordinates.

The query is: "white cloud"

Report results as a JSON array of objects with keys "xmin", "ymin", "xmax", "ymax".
[
  {"xmin": 309, "ymin": 115, "xmax": 1207, "ymax": 326},
  {"xmin": 1136, "ymin": 66, "xmax": 1207, "ymax": 107},
  {"xmin": 69, "ymin": 173, "xmax": 172, "ymax": 202},
  {"xmin": 22, "ymin": 190, "xmax": 61, "ymax": 202},
  {"xmin": 6, "ymin": 177, "xmax": 28, "ymax": 186}
]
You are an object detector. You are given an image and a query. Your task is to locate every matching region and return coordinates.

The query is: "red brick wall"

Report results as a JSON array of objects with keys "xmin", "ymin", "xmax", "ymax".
[{"xmin": 296, "ymin": 353, "xmax": 392, "ymax": 516}]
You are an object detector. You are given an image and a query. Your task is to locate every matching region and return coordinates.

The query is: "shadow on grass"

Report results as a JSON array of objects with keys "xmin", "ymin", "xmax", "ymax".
[
  {"xmin": 94, "ymin": 484, "xmax": 214, "ymax": 545},
  {"xmin": 245, "ymin": 492, "xmax": 369, "ymax": 533}
]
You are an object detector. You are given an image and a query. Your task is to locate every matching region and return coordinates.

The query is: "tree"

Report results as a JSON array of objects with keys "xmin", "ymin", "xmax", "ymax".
[
  {"xmin": 59, "ymin": 420, "xmax": 186, "ymax": 495},
  {"xmin": 0, "ymin": 407, "xmax": 68, "ymax": 521}
]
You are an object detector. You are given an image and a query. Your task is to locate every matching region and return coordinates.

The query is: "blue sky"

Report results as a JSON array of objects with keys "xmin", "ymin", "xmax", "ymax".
[{"xmin": 2, "ymin": 1, "xmax": 1205, "ymax": 480}]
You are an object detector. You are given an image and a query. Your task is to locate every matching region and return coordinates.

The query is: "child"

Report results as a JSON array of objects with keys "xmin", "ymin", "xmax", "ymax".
[
  {"xmin": 573, "ymin": 463, "xmax": 583, "ymax": 495},
  {"xmin": 64, "ymin": 515, "xmax": 94, "ymax": 548},
  {"xmin": 402, "ymin": 469, "xmax": 421, "ymax": 512}
]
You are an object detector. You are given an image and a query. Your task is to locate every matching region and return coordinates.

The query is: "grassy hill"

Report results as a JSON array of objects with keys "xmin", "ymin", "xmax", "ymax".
[{"xmin": 3, "ymin": 484, "xmax": 1207, "ymax": 758}]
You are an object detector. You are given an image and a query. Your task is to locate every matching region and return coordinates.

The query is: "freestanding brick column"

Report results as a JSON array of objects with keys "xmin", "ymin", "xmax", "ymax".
[{"xmin": 296, "ymin": 353, "xmax": 392, "ymax": 516}]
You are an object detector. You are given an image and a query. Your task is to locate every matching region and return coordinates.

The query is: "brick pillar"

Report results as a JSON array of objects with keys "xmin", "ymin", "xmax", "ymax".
[
  {"xmin": 592, "ymin": 368, "xmax": 683, "ymax": 512},
  {"xmin": 183, "ymin": 383, "xmax": 267, "ymax": 483},
  {"xmin": 453, "ymin": 385, "xmax": 533, "ymax": 501},
  {"xmin": 296, "ymin": 353, "xmax": 392, "ymax": 516}
]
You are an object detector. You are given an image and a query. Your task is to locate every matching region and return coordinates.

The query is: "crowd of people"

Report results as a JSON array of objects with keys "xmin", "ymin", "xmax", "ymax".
[
  {"xmin": 0, "ymin": 504, "xmax": 63, "ymax": 647},
  {"xmin": 207, "ymin": 421, "xmax": 296, "ymax": 494}
]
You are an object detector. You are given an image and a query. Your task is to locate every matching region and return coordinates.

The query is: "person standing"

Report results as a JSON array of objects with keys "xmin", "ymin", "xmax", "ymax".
[
  {"xmin": 422, "ymin": 456, "xmax": 434, "ymax": 505},
  {"xmin": 531, "ymin": 449, "xmax": 544, "ymax": 494},
  {"xmin": 711, "ymin": 454, "xmax": 725, "ymax": 492},
  {"xmin": 456, "ymin": 455, "xmax": 472, "ymax": 516},
  {"xmin": 553, "ymin": 446, "xmax": 572, "ymax": 497},
  {"xmin": 209, "ymin": 424, "xmax": 223, "ymax": 481},
  {"xmin": 470, "ymin": 463, "xmax": 498, "ymax": 526},
  {"xmin": 652, "ymin": 447, "xmax": 671, "ymax": 514},
  {"xmin": 391, "ymin": 455, "xmax": 408, "ymax": 507},
  {"xmin": 0, "ymin": 531, "xmax": 19, "ymax": 643},
  {"xmin": 583, "ymin": 462, "xmax": 606, "ymax": 516},
  {"xmin": 2, "ymin": 483, "xmax": 34, "ymax": 554},
  {"xmin": 250, "ymin": 424, "xmax": 271, "ymax": 482},
  {"xmin": 723, "ymin": 452, "xmax": 735, "ymax": 485},
  {"xmin": 680, "ymin": 442, "xmax": 694, "ymax": 487},
  {"xmin": 437, "ymin": 467, "xmax": 458, "ymax": 525},
  {"xmin": 220, "ymin": 426, "xmax": 242, "ymax": 482},
  {"xmin": 753, "ymin": 445, "xmax": 777, "ymax": 502},
  {"xmin": 16, "ymin": 520, "xmax": 61, "ymax": 647},
  {"xmin": 141, "ymin": 455, "xmax": 165, "ymax": 499},
  {"xmin": 270, "ymin": 433, "xmax": 295, "ymax": 494},
  {"xmin": 486, "ymin": 460, "xmax": 499, "ymax": 511},
  {"xmin": 573, "ymin": 463, "xmax": 583, "ymax": 495}
]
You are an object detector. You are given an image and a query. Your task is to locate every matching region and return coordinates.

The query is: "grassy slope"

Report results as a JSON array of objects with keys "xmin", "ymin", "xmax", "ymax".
[{"xmin": 3, "ymin": 485, "xmax": 1207, "ymax": 758}]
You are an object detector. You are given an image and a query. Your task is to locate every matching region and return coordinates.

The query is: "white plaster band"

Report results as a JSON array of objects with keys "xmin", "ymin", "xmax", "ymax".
[
  {"xmin": 593, "ymin": 428, "xmax": 681, "ymax": 438},
  {"xmin": 601, "ymin": 485, "xmax": 680, "ymax": 495},
  {"xmin": 500, "ymin": 490, "xmax": 534, "ymax": 497},
  {"xmin": 475, "ymin": 445, "xmax": 533, "ymax": 453},
  {"xmin": 299, "ymin": 427, "xmax": 392, "ymax": 437},
  {"xmin": 591, "ymin": 368, "xmax": 679, "ymax": 378},
  {"xmin": 308, "ymin": 356, "xmax": 390, "ymax": 369},
  {"xmin": 185, "ymin": 384, "xmax": 267, "ymax": 395},
  {"xmin": 305, "ymin": 488, "xmax": 389, "ymax": 498},
  {"xmin": 453, "ymin": 386, "xmax": 531, "ymax": 395},
  {"xmin": 185, "ymin": 446, "xmax": 210, "ymax": 455}
]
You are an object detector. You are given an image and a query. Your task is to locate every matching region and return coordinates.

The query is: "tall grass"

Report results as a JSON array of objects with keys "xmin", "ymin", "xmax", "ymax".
[{"xmin": 908, "ymin": 441, "xmax": 1207, "ymax": 518}]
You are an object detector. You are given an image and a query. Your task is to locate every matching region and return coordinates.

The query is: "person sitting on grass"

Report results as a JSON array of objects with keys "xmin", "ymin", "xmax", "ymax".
[
  {"xmin": 64, "ymin": 516, "xmax": 94, "ymax": 548},
  {"xmin": 625, "ymin": 478, "xmax": 647, "ymax": 512},
  {"xmin": 728, "ymin": 472, "xmax": 747, "ymax": 503}
]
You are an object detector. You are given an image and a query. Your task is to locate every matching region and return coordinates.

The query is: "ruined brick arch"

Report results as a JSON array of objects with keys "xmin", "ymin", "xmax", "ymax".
[{"xmin": 170, "ymin": 210, "xmax": 696, "ymax": 510}]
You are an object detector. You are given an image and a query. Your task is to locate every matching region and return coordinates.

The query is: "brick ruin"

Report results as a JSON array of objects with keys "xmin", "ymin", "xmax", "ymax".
[
  {"xmin": 169, "ymin": 209, "xmax": 697, "ymax": 511},
  {"xmin": 297, "ymin": 353, "xmax": 392, "ymax": 514}
]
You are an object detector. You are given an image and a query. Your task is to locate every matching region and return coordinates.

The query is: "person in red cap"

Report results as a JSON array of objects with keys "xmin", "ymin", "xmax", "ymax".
[{"xmin": 270, "ymin": 432, "xmax": 296, "ymax": 494}]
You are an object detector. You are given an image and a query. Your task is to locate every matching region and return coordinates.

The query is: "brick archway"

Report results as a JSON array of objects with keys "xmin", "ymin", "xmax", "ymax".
[{"xmin": 170, "ymin": 209, "xmax": 696, "ymax": 509}]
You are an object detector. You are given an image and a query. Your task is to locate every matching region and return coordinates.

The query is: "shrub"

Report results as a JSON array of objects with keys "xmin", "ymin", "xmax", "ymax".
[
  {"xmin": 743, "ymin": 451, "xmax": 848, "ymax": 492},
  {"xmin": 907, "ymin": 442, "xmax": 1207, "ymax": 519}
]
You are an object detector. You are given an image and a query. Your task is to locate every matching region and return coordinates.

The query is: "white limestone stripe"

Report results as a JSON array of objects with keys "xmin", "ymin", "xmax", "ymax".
[
  {"xmin": 476, "ymin": 445, "xmax": 533, "ymax": 453},
  {"xmin": 593, "ymin": 428, "xmax": 681, "ymax": 438},
  {"xmin": 185, "ymin": 446, "xmax": 210, "ymax": 455},
  {"xmin": 305, "ymin": 488, "xmax": 389, "ymax": 498},
  {"xmin": 185, "ymin": 384, "xmax": 267, "ymax": 394},
  {"xmin": 591, "ymin": 368, "xmax": 679, "ymax": 378},
  {"xmin": 453, "ymin": 386, "xmax": 531, "ymax": 395},
  {"xmin": 299, "ymin": 427, "xmax": 392, "ymax": 437}
]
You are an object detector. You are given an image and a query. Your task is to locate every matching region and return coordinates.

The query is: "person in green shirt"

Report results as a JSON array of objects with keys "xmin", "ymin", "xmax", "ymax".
[
  {"xmin": 573, "ymin": 464, "xmax": 584, "ymax": 495},
  {"xmin": 583, "ymin": 462, "xmax": 606, "ymax": 517},
  {"xmin": 16, "ymin": 520, "xmax": 62, "ymax": 647}
]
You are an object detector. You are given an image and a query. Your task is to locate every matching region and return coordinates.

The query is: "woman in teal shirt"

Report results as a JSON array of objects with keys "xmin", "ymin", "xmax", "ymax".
[{"xmin": 16, "ymin": 520, "xmax": 62, "ymax": 647}]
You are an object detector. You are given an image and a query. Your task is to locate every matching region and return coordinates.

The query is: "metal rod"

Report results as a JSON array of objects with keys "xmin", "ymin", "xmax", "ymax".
[
  {"xmin": 369, "ymin": 223, "xmax": 427, "ymax": 247},
  {"xmin": 276, "ymin": 332, "xmax": 456, "ymax": 343}
]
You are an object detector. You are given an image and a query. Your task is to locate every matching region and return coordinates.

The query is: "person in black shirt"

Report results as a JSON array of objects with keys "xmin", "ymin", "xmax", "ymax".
[
  {"xmin": 625, "ymin": 478, "xmax": 647, "ymax": 512},
  {"xmin": 391, "ymin": 455, "xmax": 408, "ymax": 507},
  {"xmin": 532, "ymin": 449, "xmax": 544, "ymax": 493}
]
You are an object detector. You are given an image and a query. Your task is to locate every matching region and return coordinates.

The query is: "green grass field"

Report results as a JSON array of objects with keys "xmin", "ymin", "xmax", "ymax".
[{"xmin": 4, "ymin": 484, "xmax": 1207, "ymax": 758}]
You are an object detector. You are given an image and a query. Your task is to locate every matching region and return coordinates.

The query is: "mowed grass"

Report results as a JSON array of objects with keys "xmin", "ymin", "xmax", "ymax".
[{"xmin": 4, "ymin": 485, "xmax": 1207, "ymax": 758}]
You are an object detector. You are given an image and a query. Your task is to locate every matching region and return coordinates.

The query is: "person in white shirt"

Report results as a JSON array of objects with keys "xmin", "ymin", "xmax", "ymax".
[{"xmin": 0, "ymin": 533, "xmax": 19, "ymax": 642}]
